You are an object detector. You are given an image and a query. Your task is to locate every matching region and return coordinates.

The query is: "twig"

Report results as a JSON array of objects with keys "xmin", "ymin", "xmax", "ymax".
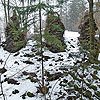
[
  {"xmin": 49, "ymin": 78, "xmax": 61, "ymax": 99},
  {"xmin": 0, "ymin": 74, "xmax": 6, "ymax": 100},
  {"xmin": 3, "ymin": 53, "xmax": 11, "ymax": 68}
]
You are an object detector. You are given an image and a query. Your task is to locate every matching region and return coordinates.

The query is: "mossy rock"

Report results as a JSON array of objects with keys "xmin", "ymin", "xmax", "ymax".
[
  {"xmin": 23, "ymin": 60, "xmax": 34, "ymax": 64},
  {"xmin": 23, "ymin": 53, "xmax": 35, "ymax": 57},
  {"xmin": 27, "ymin": 92, "xmax": 35, "ymax": 97},
  {"xmin": 84, "ymin": 90, "xmax": 92, "ymax": 98},
  {"xmin": 28, "ymin": 77, "xmax": 38, "ymax": 83},
  {"xmin": 59, "ymin": 67, "xmax": 68, "ymax": 71},
  {"xmin": 92, "ymin": 66, "xmax": 100, "ymax": 70},
  {"xmin": 12, "ymin": 89, "xmax": 19, "ymax": 94},
  {"xmin": 44, "ymin": 12, "xmax": 66, "ymax": 53},
  {"xmin": 13, "ymin": 40, "xmax": 27, "ymax": 52},
  {"xmin": 44, "ymin": 31, "xmax": 66, "ymax": 53},
  {"xmin": 74, "ymin": 84, "xmax": 79, "ymax": 91},
  {"xmin": 4, "ymin": 78, "xmax": 20, "ymax": 85},
  {"xmin": 95, "ymin": 91, "xmax": 100, "ymax": 97},
  {"xmin": 47, "ymin": 72, "xmax": 63, "ymax": 81},
  {"xmin": 21, "ymin": 93, "xmax": 26, "ymax": 99},
  {"xmin": 90, "ymin": 85, "xmax": 97, "ymax": 91},
  {"xmin": 4, "ymin": 11, "xmax": 27, "ymax": 53},
  {"xmin": 68, "ymin": 81, "xmax": 74, "ymax": 87}
]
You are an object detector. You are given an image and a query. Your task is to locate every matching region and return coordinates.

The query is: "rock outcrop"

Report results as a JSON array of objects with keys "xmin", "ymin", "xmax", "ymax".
[
  {"xmin": 44, "ymin": 12, "xmax": 66, "ymax": 53},
  {"xmin": 4, "ymin": 11, "xmax": 26, "ymax": 53},
  {"xmin": 78, "ymin": 12, "xmax": 97, "ymax": 42}
]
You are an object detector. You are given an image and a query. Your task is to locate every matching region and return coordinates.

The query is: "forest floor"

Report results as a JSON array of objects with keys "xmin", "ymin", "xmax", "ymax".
[
  {"xmin": 0, "ymin": 30, "xmax": 80, "ymax": 100},
  {"xmin": 0, "ymin": 30, "xmax": 100, "ymax": 100}
]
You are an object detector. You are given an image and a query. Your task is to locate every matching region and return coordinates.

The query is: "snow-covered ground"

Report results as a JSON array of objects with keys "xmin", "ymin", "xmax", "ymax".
[{"xmin": 0, "ymin": 30, "xmax": 80, "ymax": 100}]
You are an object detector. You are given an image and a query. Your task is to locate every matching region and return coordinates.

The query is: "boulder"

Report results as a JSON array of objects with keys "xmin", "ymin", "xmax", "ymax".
[
  {"xmin": 78, "ymin": 11, "xmax": 97, "ymax": 42},
  {"xmin": 44, "ymin": 12, "xmax": 66, "ymax": 53},
  {"xmin": 3, "ymin": 11, "xmax": 26, "ymax": 53}
]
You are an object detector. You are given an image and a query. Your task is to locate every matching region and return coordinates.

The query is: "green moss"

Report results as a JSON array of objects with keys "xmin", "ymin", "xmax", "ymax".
[
  {"xmin": 30, "ymin": 77, "xmax": 38, "ymax": 83},
  {"xmin": 90, "ymin": 85, "xmax": 97, "ymax": 91},
  {"xmin": 95, "ymin": 91, "xmax": 100, "ymax": 97},
  {"xmin": 85, "ymin": 90, "xmax": 92, "ymax": 98},
  {"xmin": 74, "ymin": 84, "xmax": 79, "ymax": 91},
  {"xmin": 92, "ymin": 66, "xmax": 100, "ymax": 70},
  {"xmin": 44, "ymin": 31, "xmax": 66, "ymax": 51},
  {"xmin": 13, "ymin": 40, "xmax": 26, "ymax": 51},
  {"xmin": 22, "ymin": 93, "xmax": 26, "ymax": 99},
  {"xmin": 27, "ymin": 92, "xmax": 35, "ymax": 97},
  {"xmin": 24, "ymin": 54, "xmax": 35, "ymax": 57},
  {"xmin": 68, "ymin": 81, "xmax": 74, "ymax": 87},
  {"xmin": 59, "ymin": 67, "xmax": 68, "ymax": 71}
]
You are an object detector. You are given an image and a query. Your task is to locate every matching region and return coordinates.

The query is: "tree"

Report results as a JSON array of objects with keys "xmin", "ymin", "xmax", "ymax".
[{"xmin": 87, "ymin": 0, "xmax": 96, "ymax": 50}]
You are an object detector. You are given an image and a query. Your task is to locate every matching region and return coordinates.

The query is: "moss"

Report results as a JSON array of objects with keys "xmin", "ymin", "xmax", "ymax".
[
  {"xmin": 63, "ymin": 79, "xmax": 68, "ymax": 83},
  {"xmin": 85, "ymin": 90, "xmax": 92, "ymax": 98},
  {"xmin": 36, "ymin": 51, "xmax": 41, "ymax": 55},
  {"xmin": 68, "ymin": 81, "xmax": 74, "ymax": 87},
  {"xmin": 24, "ymin": 54, "xmax": 35, "ymax": 57},
  {"xmin": 92, "ymin": 66, "xmax": 100, "ymax": 70},
  {"xmin": 22, "ymin": 93, "xmax": 26, "ymax": 99},
  {"xmin": 30, "ymin": 77, "xmax": 38, "ymax": 83},
  {"xmin": 74, "ymin": 84, "xmax": 79, "ymax": 91},
  {"xmin": 27, "ymin": 76, "xmax": 38, "ymax": 83},
  {"xmin": 90, "ymin": 85, "xmax": 97, "ymax": 91},
  {"xmin": 93, "ymin": 70, "xmax": 97, "ymax": 74},
  {"xmin": 43, "ymin": 31, "xmax": 66, "ymax": 51},
  {"xmin": 27, "ymin": 92, "xmax": 35, "ymax": 97},
  {"xmin": 95, "ymin": 91, "xmax": 100, "ymax": 97},
  {"xmin": 59, "ymin": 67, "xmax": 68, "ymax": 71},
  {"xmin": 13, "ymin": 40, "xmax": 26, "ymax": 51},
  {"xmin": 91, "ymin": 74, "xmax": 98, "ymax": 80}
]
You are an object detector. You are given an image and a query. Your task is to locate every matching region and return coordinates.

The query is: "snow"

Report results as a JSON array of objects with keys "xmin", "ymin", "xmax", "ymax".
[{"xmin": 0, "ymin": 30, "xmax": 80, "ymax": 100}]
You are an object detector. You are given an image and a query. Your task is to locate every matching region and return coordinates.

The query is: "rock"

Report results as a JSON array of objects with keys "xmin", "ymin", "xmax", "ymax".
[
  {"xmin": 23, "ymin": 53, "xmax": 35, "ymax": 58},
  {"xmin": 14, "ymin": 61, "xmax": 19, "ymax": 65},
  {"xmin": 23, "ymin": 60, "xmax": 34, "ymax": 64},
  {"xmin": 27, "ymin": 92, "xmax": 35, "ymax": 97},
  {"xmin": 22, "ymin": 71, "xmax": 37, "ymax": 77},
  {"xmin": 49, "ymin": 64, "xmax": 53, "ymax": 66},
  {"xmin": 0, "ymin": 67, "xmax": 7, "ymax": 74},
  {"xmin": 44, "ymin": 11, "xmax": 66, "ymax": 53},
  {"xmin": 21, "ymin": 93, "xmax": 26, "ymax": 99},
  {"xmin": 4, "ymin": 10, "xmax": 26, "ymax": 53},
  {"xmin": 43, "ymin": 55, "xmax": 51, "ymax": 61},
  {"xmin": 78, "ymin": 11, "xmax": 97, "ymax": 43},
  {"xmin": 46, "ymin": 72, "xmax": 63, "ymax": 81},
  {"xmin": 0, "ymin": 59, "xmax": 3, "ymax": 64},
  {"xmin": 27, "ymin": 76, "xmax": 38, "ymax": 83},
  {"xmin": 12, "ymin": 89, "xmax": 19, "ymax": 94},
  {"xmin": 4, "ymin": 78, "xmax": 20, "ymax": 85}
]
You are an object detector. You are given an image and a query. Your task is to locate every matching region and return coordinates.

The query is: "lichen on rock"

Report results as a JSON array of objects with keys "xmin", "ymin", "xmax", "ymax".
[
  {"xmin": 4, "ymin": 10, "xmax": 26, "ymax": 53},
  {"xmin": 44, "ymin": 11, "xmax": 66, "ymax": 53}
]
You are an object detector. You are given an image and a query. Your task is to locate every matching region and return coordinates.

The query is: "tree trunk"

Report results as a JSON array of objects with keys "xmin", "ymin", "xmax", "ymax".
[
  {"xmin": 39, "ymin": 0, "xmax": 44, "ymax": 89},
  {"xmin": 7, "ymin": 0, "xmax": 10, "ymax": 21},
  {"xmin": 88, "ymin": 0, "xmax": 95, "ymax": 50},
  {"xmin": 3, "ymin": 0, "xmax": 7, "ymax": 23}
]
